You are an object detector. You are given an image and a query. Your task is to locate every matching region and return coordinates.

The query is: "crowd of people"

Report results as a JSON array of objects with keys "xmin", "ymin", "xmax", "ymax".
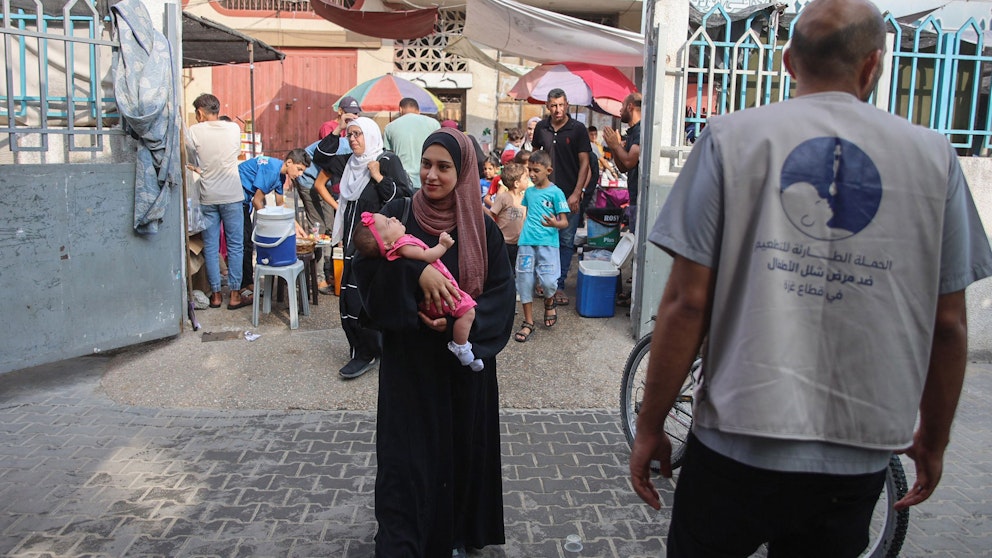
[
  {"xmin": 186, "ymin": 88, "xmax": 643, "ymax": 348},
  {"xmin": 184, "ymin": 87, "xmax": 641, "ymax": 556},
  {"xmin": 181, "ymin": 6, "xmax": 991, "ymax": 553}
]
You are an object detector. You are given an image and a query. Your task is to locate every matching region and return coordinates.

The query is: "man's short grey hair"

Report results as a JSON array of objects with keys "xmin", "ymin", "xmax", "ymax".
[{"xmin": 790, "ymin": 7, "xmax": 885, "ymax": 81}]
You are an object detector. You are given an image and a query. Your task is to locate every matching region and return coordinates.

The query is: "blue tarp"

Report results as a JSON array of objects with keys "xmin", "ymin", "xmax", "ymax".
[{"xmin": 111, "ymin": 0, "xmax": 181, "ymax": 235}]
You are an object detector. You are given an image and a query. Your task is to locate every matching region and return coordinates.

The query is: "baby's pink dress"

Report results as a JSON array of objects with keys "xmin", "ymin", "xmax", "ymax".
[{"xmin": 386, "ymin": 234, "xmax": 477, "ymax": 319}]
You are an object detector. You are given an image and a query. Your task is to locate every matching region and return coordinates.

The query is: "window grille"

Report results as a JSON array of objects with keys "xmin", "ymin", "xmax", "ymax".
[{"xmin": 394, "ymin": 9, "xmax": 467, "ymax": 73}]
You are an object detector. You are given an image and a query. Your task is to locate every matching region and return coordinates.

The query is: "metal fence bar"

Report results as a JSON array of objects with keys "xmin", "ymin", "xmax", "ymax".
[
  {"xmin": 1, "ymin": 0, "xmax": 120, "ymax": 154},
  {"xmin": 37, "ymin": 3, "xmax": 50, "ymax": 152},
  {"xmin": 64, "ymin": 0, "xmax": 103, "ymax": 152},
  {"xmin": 2, "ymin": 0, "xmax": 18, "ymax": 142},
  {"xmin": 952, "ymin": 20, "xmax": 988, "ymax": 150},
  {"xmin": 676, "ymin": 2, "xmax": 992, "ymax": 154}
]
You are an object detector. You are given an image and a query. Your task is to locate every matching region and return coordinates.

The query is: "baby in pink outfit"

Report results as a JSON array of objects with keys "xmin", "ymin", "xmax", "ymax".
[{"xmin": 354, "ymin": 211, "xmax": 482, "ymax": 371}]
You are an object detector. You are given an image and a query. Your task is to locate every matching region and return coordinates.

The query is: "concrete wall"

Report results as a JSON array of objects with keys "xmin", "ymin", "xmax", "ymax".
[
  {"xmin": 0, "ymin": 162, "xmax": 184, "ymax": 374},
  {"xmin": 0, "ymin": 0, "xmax": 185, "ymax": 374},
  {"xmin": 960, "ymin": 158, "xmax": 992, "ymax": 360}
]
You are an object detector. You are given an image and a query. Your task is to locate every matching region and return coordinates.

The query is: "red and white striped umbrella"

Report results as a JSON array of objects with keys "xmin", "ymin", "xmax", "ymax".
[{"xmin": 509, "ymin": 62, "xmax": 638, "ymax": 117}]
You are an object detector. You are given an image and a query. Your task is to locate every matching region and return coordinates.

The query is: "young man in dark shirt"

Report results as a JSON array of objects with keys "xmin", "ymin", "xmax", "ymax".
[{"xmin": 531, "ymin": 89, "xmax": 592, "ymax": 306}]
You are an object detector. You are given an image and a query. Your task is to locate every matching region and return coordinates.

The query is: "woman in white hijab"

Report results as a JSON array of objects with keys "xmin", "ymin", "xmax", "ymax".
[{"xmin": 333, "ymin": 116, "xmax": 413, "ymax": 379}]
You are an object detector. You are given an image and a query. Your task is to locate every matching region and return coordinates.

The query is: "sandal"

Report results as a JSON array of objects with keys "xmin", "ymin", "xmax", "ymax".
[
  {"xmin": 514, "ymin": 321, "xmax": 535, "ymax": 342},
  {"xmin": 228, "ymin": 291, "xmax": 253, "ymax": 310},
  {"xmin": 544, "ymin": 299, "xmax": 558, "ymax": 328},
  {"xmin": 553, "ymin": 291, "xmax": 569, "ymax": 306}
]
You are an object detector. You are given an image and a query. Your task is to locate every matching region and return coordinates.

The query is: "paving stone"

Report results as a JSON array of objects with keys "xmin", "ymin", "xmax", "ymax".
[
  {"xmin": 125, "ymin": 533, "xmax": 190, "ymax": 556},
  {"xmin": 59, "ymin": 516, "xmax": 123, "ymax": 538},
  {"xmin": 236, "ymin": 487, "xmax": 291, "ymax": 507},
  {"xmin": 266, "ymin": 475, "xmax": 316, "ymax": 492},
  {"xmin": 202, "ymin": 503, "xmax": 260, "ymax": 524},
  {"xmin": 251, "ymin": 502, "xmax": 308, "ymax": 522},
  {"xmin": 518, "ymin": 490, "xmax": 574, "ymax": 508},
  {"xmin": 1, "ymin": 363, "xmax": 991, "ymax": 557},
  {"xmin": 107, "ymin": 499, "xmax": 161, "ymax": 521},
  {"xmin": 64, "ymin": 532, "xmax": 137, "ymax": 556},
  {"xmin": 234, "ymin": 538, "xmax": 295, "ymax": 557},
  {"xmin": 501, "ymin": 478, "xmax": 543, "ymax": 494}
]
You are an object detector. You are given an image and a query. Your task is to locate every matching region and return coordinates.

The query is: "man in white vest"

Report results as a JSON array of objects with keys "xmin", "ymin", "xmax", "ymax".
[{"xmin": 630, "ymin": 0, "xmax": 992, "ymax": 555}]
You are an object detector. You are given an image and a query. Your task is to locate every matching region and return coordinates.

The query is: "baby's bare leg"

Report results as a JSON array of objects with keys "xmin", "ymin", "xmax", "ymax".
[{"xmin": 451, "ymin": 307, "xmax": 475, "ymax": 346}]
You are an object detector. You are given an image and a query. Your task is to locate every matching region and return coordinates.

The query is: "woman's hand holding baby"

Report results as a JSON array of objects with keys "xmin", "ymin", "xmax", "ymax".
[{"xmin": 419, "ymin": 265, "xmax": 460, "ymax": 317}]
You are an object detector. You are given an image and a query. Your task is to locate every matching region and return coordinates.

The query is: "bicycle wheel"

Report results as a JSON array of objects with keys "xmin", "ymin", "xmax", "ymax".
[
  {"xmin": 620, "ymin": 335, "xmax": 652, "ymax": 448},
  {"xmin": 861, "ymin": 455, "xmax": 910, "ymax": 557},
  {"xmin": 619, "ymin": 334, "xmax": 697, "ymax": 469},
  {"xmin": 666, "ymin": 363, "xmax": 696, "ymax": 469}
]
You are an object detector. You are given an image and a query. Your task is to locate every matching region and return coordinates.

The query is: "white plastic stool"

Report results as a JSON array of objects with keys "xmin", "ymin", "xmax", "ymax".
[{"xmin": 252, "ymin": 260, "xmax": 310, "ymax": 329}]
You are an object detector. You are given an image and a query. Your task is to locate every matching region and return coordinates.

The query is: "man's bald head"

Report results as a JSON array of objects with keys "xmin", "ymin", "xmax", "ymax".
[{"xmin": 788, "ymin": 0, "xmax": 885, "ymax": 85}]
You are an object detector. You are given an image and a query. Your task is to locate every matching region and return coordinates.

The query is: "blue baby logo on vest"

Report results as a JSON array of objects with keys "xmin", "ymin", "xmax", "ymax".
[{"xmin": 780, "ymin": 137, "xmax": 882, "ymax": 241}]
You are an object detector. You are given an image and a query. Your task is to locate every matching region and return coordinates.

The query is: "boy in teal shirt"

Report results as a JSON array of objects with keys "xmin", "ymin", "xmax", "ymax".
[{"xmin": 514, "ymin": 149, "xmax": 569, "ymax": 342}]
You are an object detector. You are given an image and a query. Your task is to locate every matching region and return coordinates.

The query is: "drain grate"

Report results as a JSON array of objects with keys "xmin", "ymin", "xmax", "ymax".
[{"xmin": 201, "ymin": 331, "xmax": 243, "ymax": 343}]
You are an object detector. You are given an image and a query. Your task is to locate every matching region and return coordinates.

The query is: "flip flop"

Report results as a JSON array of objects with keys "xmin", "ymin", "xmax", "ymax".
[
  {"xmin": 514, "ymin": 321, "xmax": 535, "ymax": 342},
  {"xmin": 228, "ymin": 294, "xmax": 253, "ymax": 310},
  {"xmin": 553, "ymin": 292, "xmax": 569, "ymax": 306},
  {"xmin": 544, "ymin": 299, "xmax": 558, "ymax": 328}
]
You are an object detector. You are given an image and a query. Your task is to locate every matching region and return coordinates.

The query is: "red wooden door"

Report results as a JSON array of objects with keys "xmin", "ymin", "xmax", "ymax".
[{"xmin": 212, "ymin": 48, "xmax": 358, "ymax": 158}]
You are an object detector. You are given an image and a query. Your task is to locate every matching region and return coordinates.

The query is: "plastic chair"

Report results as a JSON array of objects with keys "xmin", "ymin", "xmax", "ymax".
[
  {"xmin": 297, "ymin": 250, "xmax": 319, "ymax": 305},
  {"xmin": 252, "ymin": 260, "xmax": 310, "ymax": 329}
]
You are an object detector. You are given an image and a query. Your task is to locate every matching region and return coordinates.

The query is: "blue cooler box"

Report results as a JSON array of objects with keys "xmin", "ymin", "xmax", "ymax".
[
  {"xmin": 577, "ymin": 261, "xmax": 618, "ymax": 317},
  {"xmin": 576, "ymin": 233, "xmax": 635, "ymax": 318}
]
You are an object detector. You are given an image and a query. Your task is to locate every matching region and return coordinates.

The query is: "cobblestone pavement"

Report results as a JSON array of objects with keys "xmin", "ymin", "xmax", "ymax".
[{"xmin": 1, "ymin": 357, "xmax": 991, "ymax": 557}]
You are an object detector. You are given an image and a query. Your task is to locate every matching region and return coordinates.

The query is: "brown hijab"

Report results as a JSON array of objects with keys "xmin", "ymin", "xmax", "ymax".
[{"xmin": 412, "ymin": 128, "xmax": 488, "ymax": 297}]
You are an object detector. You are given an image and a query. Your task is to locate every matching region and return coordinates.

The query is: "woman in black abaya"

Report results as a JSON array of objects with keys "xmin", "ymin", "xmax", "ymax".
[{"xmin": 355, "ymin": 128, "xmax": 515, "ymax": 557}]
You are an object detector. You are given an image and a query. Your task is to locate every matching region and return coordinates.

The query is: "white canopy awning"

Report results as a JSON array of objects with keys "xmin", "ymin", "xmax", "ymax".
[
  {"xmin": 444, "ymin": 36, "xmax": 526, "ymax": 76},
  {"xmin": 463, "ymin": 0, "xmax": 645, "ymax": 68}
]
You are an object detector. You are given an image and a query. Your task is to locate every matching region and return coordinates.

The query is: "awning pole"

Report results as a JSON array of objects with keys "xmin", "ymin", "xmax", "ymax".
[{"xmin": 249, "ymin": 42, "xmax": 257, "ymax": 157}]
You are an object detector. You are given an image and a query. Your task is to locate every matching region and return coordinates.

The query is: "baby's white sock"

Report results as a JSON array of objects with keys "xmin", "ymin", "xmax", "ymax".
[{"xmin": 447, "ymin": 341, "xmax": 479, "ymax": 370}]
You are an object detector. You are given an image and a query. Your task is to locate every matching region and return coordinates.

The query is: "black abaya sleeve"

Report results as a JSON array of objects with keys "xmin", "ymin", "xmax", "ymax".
[
  {"xmin": 373, "ymin": 151, "xmax": 413, "ymax": 202},
  {"xmin": 353, "ymin": 199, "xmax": 427, "ymax": 333},
  {"xmin": 354, "ymin": 255, "xmax": 428, "ymax": 332},
  {"xmin": 467, "ymin": 217, "xmax": 515, "ymax": 360}
]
